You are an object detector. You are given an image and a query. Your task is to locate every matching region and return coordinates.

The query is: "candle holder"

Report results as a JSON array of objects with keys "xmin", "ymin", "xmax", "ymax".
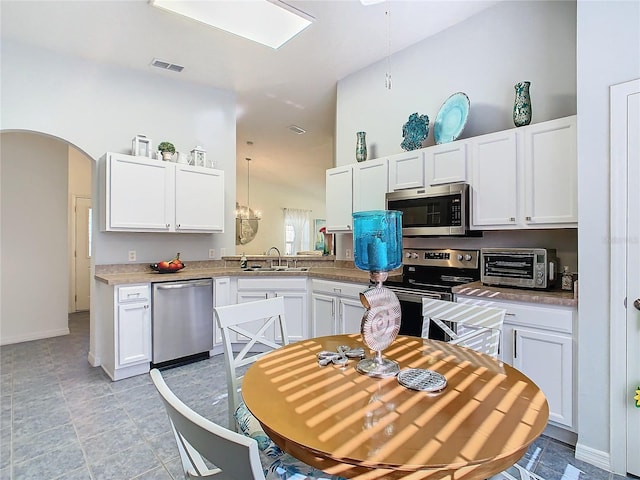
[{"xmin": 353, "ymin": 210, "xmax": 403, "ymax": 378}]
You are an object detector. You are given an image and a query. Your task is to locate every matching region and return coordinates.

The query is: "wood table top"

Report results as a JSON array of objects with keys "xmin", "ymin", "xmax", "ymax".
[{"xmin": 242, "ymin": 334, "xmax": 549, "ymax": 480}]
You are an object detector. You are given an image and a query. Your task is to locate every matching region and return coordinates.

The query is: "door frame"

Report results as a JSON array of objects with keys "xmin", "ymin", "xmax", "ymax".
[
  {"xmin": 71, "ymin": 194, "xmax": 91, "ymax": 312},
  {"xmin": 609, "ymin": 77, "xmax": 640, "ymax": 474}
]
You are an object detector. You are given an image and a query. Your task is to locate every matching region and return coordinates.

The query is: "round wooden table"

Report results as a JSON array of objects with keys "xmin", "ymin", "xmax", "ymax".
[{"xmin": 242, "ymin": 334, "xmax": 549, "ymax": 480}]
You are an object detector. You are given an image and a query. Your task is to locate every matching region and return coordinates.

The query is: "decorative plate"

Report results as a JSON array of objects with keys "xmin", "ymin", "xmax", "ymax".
[
  {"xmin": 433, "ymin": 92, "xmax": 470, "ymax": 144},
  {"xmin": 401, "ymin": 112, "xmax": 430, "ymax": 151}
]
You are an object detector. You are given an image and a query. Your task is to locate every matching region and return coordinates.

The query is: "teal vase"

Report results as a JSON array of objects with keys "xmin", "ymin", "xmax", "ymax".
[
  {"xmin": 513, "ymin": 81, "xmax": 532, "ymax": 127},
  {"xmin": 356, "ymin": 131, "xmax": 367, "ymax": 162}
]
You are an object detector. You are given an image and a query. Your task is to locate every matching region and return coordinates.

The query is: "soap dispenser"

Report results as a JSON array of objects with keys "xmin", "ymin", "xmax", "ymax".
[
  {"xmin": 561, "ymin": 266, "xmax": 573, "ymax": 291},
  {"xmin": 240, "ymin": 253, "xmax": 247, "ymax": 269}
]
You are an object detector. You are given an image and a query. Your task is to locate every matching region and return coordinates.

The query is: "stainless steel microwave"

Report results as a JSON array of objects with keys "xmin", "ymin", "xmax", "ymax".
[
  {"xmin": 481, "ymin": 248, "xmax": 559, "ymax": 289},
  {"xmin": 385, "ymin": 183, "xmax": 476, "ymax": 237}
]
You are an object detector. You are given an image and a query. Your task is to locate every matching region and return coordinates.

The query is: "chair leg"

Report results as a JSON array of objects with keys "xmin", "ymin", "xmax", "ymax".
[{"xmin": 498, "ymin": 464, "xmax": 546, "ymax": 480}]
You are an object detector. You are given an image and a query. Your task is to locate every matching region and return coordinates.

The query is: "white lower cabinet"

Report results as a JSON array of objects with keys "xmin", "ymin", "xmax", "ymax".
[
  {"xmin": 456, "ymin": 295, "xmax": 576, "ymax": 431},
  {"xmin": 97, "ymin": 282, "xmax": 152, "ymax": 381},
  {"xmin": 311, "ymin": 280, "xmax": 368, "ymax": 336},
  {"xmin": 212, "ymin": 277, "xmax": 232, "ymax": 353},
  {"xmin": 236, "ymin": 277, "xmax": 308, "ymax": 342}
]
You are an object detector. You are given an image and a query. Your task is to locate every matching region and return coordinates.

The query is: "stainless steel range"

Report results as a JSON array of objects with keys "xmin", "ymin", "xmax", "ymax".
[{"xmin": 385, "ymin": 248, "xmax": 480, "ymax": 338}]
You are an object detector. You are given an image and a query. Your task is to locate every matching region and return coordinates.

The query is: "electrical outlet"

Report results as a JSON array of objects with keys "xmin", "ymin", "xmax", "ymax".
[
  {"xmin": 128, "ymin": 250, "xmax": 137, "ymax": 262},
  {"xmin": 209, "ymin": 249, "xmax": 216, "ymax": 259},
  {"xmin": 346, "ymin": 249, "xmax": 352, "ymax": 259},
  {"xmin": 220, "ymin": 247, "xmax": 226, "ymax": 257}
]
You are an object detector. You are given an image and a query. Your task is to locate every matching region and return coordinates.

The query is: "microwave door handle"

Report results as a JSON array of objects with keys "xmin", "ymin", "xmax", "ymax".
[{"xmin": 549, "ymin": 261, "xmax": 555, "ymax": 281}]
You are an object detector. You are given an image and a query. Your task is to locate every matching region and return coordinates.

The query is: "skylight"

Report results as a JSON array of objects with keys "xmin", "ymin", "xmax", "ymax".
[{"xmin": 150, "ymin": 0, "xmax": 314, "ymax": 49}]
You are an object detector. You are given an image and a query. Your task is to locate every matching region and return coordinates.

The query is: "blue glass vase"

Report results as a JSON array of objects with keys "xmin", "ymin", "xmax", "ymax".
[{"xmin": 353, "ymin": 210, "xmax": 403, "ymax": 273}]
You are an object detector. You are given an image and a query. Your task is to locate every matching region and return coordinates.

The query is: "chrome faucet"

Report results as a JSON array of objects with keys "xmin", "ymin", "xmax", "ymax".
[{"xmin": 267, "ymin": 246, "xmax": 282, "ymax": 267}]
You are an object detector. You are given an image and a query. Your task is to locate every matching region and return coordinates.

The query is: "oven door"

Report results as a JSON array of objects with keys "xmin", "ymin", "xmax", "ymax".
[{"xmin": 389, "ymin": 286, "xmax": 450, "ymax": 339}]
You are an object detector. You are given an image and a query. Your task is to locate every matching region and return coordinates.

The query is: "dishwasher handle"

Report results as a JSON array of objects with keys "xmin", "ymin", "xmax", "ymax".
[{"xmin": 156, "ymin": 281, "xmax": 212, "ymax": 290}]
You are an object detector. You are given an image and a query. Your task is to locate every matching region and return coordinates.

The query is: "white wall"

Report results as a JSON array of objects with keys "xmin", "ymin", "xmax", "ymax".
[
  {"xmin": 334, "ymin": 0, "xmax": 578, "ymax": 262},
  {"xmin": 336, "ymin": 1, "xmax": 576, "ymax": 166},
  {"xmin": 0, "ymin": 39, "xmax": 237, "ymax": 264},
  {"xmin": 0, "ymin": 40, "xmax": 237, "ymax": 348},
  {"xmin": 236, "ymin": 174, "xmax": 327, "ymax": 255},
  {"xmin": 1, "ymin": 133, "xmax": 70, "ymax": 343},
  {"xmin": 576, "ymin": 0, "xmax": 640, "ymax": 471}
]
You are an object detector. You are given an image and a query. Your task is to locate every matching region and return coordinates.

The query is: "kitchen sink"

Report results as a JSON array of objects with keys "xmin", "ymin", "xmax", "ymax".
[{"xmin": 242, "ymin": 266, "xmax": 310, "ymax": 272}]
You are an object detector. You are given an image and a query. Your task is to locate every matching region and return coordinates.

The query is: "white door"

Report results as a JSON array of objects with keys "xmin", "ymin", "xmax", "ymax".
[
  {"xmin": 610, "ymin": 78, "xmax": 640, "ymax": 476},
  {"xmin": 74, "ymin": 196, "xmax": 91, "ymax": 311},
  {"xmin": 625, "ymin": 85, "xmax": 640, "ymax": 476}
]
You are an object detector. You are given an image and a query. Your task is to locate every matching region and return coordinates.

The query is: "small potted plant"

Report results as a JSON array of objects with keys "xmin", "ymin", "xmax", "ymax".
[{"xmin": 158, "ymin": 141, "xmax": 175, "ymax": 161}]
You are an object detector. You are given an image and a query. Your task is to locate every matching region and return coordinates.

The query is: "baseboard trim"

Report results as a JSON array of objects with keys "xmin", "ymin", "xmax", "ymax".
[
  {"xmin": 87, "ymin": 351, "xmax": 100, "ymax": 367},
  {"xmin": 543, "ymin": 423, "xmax": 577, "ymax": 445},
  {"xmin": 0, "ymin": 327, "xmax": 70, "ymax": 346},
  {"xmin": 575, "ymin": 442, "xmax": 612, "ymax": 472}
]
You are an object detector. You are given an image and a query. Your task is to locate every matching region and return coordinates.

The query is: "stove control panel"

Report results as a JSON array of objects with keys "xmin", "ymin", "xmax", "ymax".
[{"xmin": 402, "ymin": 248, "xmax": 479, "ymax": 269}]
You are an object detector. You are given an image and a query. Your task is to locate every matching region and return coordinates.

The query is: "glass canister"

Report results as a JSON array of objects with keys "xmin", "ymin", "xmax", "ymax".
[{"xmin": 353, "ymin": 210, "xmax": 403, "ymax": 273}]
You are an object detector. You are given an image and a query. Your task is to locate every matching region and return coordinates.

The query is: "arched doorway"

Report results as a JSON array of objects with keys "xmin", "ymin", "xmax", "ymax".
[{"xmin": 0, "ymin": 130, "xmax": 94, "ymax": 348}]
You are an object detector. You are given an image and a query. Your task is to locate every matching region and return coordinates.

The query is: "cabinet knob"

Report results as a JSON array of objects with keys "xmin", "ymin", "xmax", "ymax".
[
  {"xmin": 634, "ymin": 298, "xmax": 640, "ymax": 311},
  {"xmin": 166, "ymin": 223, "xmax": 170, "ymax": 229},
  {"xmin": 509, "ymin": 217, "xmax": 516, "ymax": 222},
  {"xmin": 525, "ymin": 216, "xmax": 532, "ymax": 221},
  {"xmin": 176, "ymin": 224, "xmax": 181, "ymax": 229}
]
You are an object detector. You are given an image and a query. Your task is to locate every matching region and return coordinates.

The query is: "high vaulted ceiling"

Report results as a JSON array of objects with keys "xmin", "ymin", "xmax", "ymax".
[{"xmin": 1, "ymin": 0, "xmax": 500, "ymax": 184}]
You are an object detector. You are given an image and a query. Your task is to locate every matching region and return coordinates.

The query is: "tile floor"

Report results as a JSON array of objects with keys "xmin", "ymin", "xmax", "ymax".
[{"xmin": 0, "ymin": 312, "xmax": 626, "ymax": 480}]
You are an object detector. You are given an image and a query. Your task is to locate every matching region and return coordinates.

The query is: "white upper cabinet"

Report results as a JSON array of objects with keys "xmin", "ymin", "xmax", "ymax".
[
  {"xmin": 425, "ymin": 141, "xmax": 469, "ymax": 185},
  {"xmin": 523, "ymin": 116, "xmax": 577, "ymax": 225},
  {"xmin": 470, "ymin": 130, "xmax": 518, "ymax": 227},
  {"xmin": 469, "ymin": 115, "xmax": 577, "ymax": 230},
  {"xmin": 326, "ymin": 165, "xmax": 354, "ymax": 233},
  {"xmin": 102, "ymin": 154, "xmax": 172, "ymax": 231},
  {"xmin": 101, "ymin": 153, "xmax": 225, "ymax": 233},
  {"xmin": 388, "ymin": 150, "xmax": 426, "ymax": 191},
  {"xmin": 353, "ymin": 158, "xmax": 388, "ymax": 212},
  {"xmin": 174, "ymin": 165, "xmax": 224, "ymax": 232}
]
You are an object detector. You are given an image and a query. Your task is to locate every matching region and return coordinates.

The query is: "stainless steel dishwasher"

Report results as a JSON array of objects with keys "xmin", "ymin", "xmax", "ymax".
[{"xmin": 152, "ymin": 279, "xmax": 213, "ymax": 365}]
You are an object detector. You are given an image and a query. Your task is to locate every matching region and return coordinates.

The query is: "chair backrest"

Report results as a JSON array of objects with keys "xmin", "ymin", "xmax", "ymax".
[
  {"xmin": 149, "ymin": 368, "xmax": 266, "ymax": 480},
  {"xmin": 421, "ymin": 298, "xmax": 506, "ymax": 358},
  {"xmin": 214, "ymin": 296, "xmax": 289, "ymax": 430}
]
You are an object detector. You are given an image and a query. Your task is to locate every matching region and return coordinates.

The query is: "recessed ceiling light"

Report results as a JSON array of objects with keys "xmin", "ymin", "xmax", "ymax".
[{"xmin": 149, "ymin": 0, "xmax": 314, "ymax": 49}]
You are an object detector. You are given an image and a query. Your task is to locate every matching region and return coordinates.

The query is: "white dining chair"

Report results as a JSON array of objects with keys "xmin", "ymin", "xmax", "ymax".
[
  {"xmin": 150, "ymin": 368, "xmax": 346, "ymax": 480},
  {"xmin": 422, "ymin": 300, "xmax": 547, "ymax": 480},
  {"xmin": 213, "ymin": 296, "xmax": 290, "ymax": 432},
  {"xmin": 421, "ymin": 298, "xmax": 506, "ymax": 358},
  {"xmin": 151, "ymin": 368, "xmax": 265, "ymax": 479}
]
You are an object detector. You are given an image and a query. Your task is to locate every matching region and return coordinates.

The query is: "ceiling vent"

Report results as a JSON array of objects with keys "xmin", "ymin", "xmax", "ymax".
[
  {"xmin": 151, "ymin": 58, "xmax": 184, "ymax": 73},
  {"xmin": 288, "ymin": 125, "xmax": 306, "ymax": 135}
]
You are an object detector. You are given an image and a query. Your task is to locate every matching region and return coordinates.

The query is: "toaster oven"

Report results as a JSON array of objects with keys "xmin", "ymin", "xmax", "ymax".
[{"xmin": 481, "ymin": 248, "xmax": 558, "ymax": 289}]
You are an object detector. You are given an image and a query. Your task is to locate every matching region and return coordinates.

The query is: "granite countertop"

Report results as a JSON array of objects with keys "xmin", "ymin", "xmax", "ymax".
[
  {"xmin": 453, "ymin": 281, "xmax": 578, "ymax": 307},
  {"xmin": 94, "ymin": 266, "xmax": 377, "ymax": 286},
  {"xmin": 95, "ymin": 262, "xmax": 576, "ymax": 307}
]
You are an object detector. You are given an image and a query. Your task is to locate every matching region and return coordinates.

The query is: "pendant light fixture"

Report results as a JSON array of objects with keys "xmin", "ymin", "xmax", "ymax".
[
  {"xmin": 235, "ymin": 153, "xmax": 261, "ymax": 246},
  {"xmin": 236, "ymin": 157, "xmax": 262, "ymax": 222}
]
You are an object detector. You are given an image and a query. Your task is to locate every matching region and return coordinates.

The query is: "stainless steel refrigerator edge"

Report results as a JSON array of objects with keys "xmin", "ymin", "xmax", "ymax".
[{"xmin": 152, "ymin": 279, "xmax": 214, "ymax": 364}]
